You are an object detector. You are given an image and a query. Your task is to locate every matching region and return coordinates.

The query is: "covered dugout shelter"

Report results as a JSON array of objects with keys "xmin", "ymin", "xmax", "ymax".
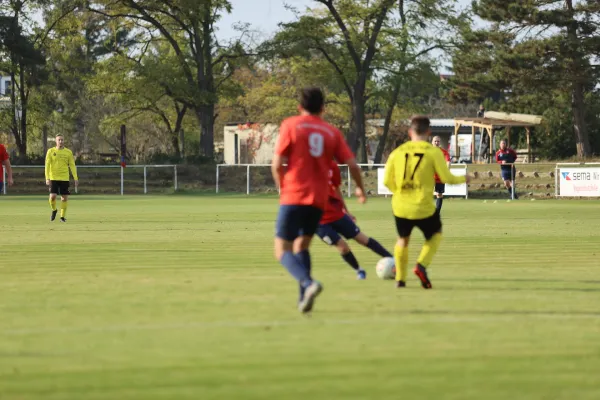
[{"xmin": 453, "ymin": 111, "xmax": 542, "ymax": 163}]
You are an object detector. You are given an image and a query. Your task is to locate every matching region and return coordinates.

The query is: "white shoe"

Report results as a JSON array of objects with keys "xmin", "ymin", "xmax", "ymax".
[{"xmin": 298, "ymin": 281, "xmax": 323, "ymax": 313}]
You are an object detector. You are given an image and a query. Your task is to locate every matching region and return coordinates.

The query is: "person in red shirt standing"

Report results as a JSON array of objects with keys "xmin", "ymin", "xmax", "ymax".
[
  {"xmin": 496, "ymin": 139, "xmax": 518, "ymax": 199},
  {"xmin": 0, "ymin": 144, "xmax": 14, "ymax": 193},
  {"xmin": 432, "ymin": 136, "xmax": 450, "ymax": 215},
  {"xmin": 314, "ymin": 160, "xmax": 393, "ymax": 279},
  {"xmin": 271, "ymin": 87, "xmax": 367, "ymax": 313}
]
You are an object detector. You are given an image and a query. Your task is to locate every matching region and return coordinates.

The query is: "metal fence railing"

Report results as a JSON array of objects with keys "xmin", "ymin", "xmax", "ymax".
[
  {"xmin": 4, "ymin": 162, "xmax": 599, "ymax": 198},
  {"xmin": 3, "ymin": 165, "xmax": 177, "ymax": 195}
]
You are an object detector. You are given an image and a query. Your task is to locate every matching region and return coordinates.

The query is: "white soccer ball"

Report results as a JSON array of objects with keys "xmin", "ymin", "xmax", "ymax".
[{"xmin": 375, "ymin": 257, "xmax": 396, "ymax": 280}]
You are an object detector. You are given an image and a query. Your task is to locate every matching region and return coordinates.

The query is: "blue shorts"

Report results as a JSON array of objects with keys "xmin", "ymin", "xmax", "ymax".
[
  {"xmin": 316, "ymin": 214, "xmax": 360, "ymax": 245},
  {"xmin": 501, "ymin": 168, "xmax": 516, "ymax": 181},
  {"xmin": 275, "ymin": 205, "xmax": 323, "ymax": 241}
]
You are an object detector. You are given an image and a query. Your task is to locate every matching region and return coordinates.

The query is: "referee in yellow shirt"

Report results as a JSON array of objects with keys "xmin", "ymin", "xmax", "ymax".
[
  {"xmin": 45, "ymin": 135, "xmax": 78, "ymax": 222},
  {"xmin": 384, "ymin": 116, "xmax": 471, "ymax": 289}
]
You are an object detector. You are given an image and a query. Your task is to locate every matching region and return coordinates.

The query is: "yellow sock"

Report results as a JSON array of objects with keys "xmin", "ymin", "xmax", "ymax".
[
  {"xmin": 60, "ymin": 201, "xmax": 68, "ymax": 218},
  {"xmin": 417, "ymin": 233, "xmax": 443, "ymax": 267},
  {"xmin": 394, "ymin": 244, "xmax": 409, "ymax": 282},
  {"xmin": 49, "ymin": 198, "xmax": 57, "ymax": 211}
]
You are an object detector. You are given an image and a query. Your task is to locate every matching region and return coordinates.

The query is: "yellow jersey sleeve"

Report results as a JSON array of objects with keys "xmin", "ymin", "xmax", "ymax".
[
  {"xmin": 432, "ymin": 149, "xmax": 465, "ymax": 185},
  {"xmin": 383, "ymin": 151, "xmax": 397, "ymax": 192},
  {"xmin": 69, "ymin": 151, "xmax": 78, "ymax": 180}
]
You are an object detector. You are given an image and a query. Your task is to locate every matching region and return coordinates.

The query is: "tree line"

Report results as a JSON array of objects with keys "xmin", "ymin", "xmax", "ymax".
[{"xmin": 1, "ymin": 0, "xmax": 599, "ymax": 164}]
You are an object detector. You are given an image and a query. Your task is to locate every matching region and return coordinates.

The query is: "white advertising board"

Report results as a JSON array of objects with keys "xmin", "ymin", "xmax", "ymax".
[
  {"xmin": 558, "ymin": 168, "xmax": 600, "ymax": 197},
  {"xmin": 377, "ymin": 167, "xmax": 467, "ymax": 197}
]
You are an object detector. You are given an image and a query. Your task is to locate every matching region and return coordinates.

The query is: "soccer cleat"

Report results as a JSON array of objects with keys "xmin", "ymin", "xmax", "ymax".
[
  {"xmin": 396, "ymin": 280, "xmax": 406, "ymax": 288},
  {"xmin": 60, "ymin": 217, "xmax": 66, "ymax": 223},
  {"xmin": 298, "ymin": 281, "xmax": 323, "ymax": 313},
  {"xmin": 413, "ymin": 264, "xmax": 432, "ymax": 289},
  {"xmin": 357, "ymin": 269, "xmax": 367, "ymax": 280},
  {"xmin": 51, "ymin": 210, "xmax": 57, "ymax": 221}
]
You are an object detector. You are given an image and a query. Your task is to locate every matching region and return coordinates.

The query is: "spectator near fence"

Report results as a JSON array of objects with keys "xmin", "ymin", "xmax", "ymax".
[{"xmin": 495, "ymin": 140, "xmax": 518, "ymax": 199}]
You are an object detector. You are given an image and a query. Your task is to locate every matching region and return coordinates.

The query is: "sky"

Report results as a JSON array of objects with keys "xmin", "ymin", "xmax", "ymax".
[
  {"xmin": 215, "ymin": 0, "xmax": 475, "ymax": 41},
  {"xmin": 27, "ymin": 0, "xmax": 475, "ymax": 73},
  {"xmin": 215, "ymin": 0, "xmax": 476, "ymax": 72}
]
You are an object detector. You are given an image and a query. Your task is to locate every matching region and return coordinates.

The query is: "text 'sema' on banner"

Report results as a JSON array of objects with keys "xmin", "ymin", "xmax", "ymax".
[{"xmin": 558, "ymin": 168, "xmax": 600, "ymax": 197}]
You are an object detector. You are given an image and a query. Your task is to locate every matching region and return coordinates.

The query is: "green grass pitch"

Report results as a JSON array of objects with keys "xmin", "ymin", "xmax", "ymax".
[{"xmin": 1, "ymin": 195, "xmax": 599, "ymax": 400}]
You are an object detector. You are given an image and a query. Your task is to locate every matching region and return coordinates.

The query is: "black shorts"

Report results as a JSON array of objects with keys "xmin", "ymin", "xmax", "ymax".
[
  {"xmin": 501, "ymin": 168, "xmax": 516, "ymax": 181},
  {"xmin": 395, "ymin": 213, "xmax": 442, "ymax": 241},
  {"xmin": 50, "ymin": 180, "xmax": 70, "ymax": 195},
  {"xmin": 316, "ymin": 214, "xmax": 361, "ymax": 245},
  {"xmin": 434, "ymin": 183, "xmax": 445, "ymax": 194},
  {"xmin": 275, "ymin": 205, "xmax": 323, "ymax": 241}
]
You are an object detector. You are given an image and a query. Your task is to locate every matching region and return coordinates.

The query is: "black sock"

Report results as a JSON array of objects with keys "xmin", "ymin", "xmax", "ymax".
[
  {"xmin": 435, "ymin": 197, "xmax": 443, "ymax": 212},
  {"xmin": 366, "ymin": 238, "xmax": 392, "ymax": 258},
  {"xmin": 342, "ymin": 251, "xmax": 360, "ymax": 271}
]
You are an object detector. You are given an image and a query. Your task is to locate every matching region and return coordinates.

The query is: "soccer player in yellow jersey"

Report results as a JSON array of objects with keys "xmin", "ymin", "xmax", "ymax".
[
  {"xmin": 45, "ymin": 135, "xmax": 78, "ymax": 222},
  {"xmin": 384, "ymin": 116, "xmax": 471, "ymax": 289}
]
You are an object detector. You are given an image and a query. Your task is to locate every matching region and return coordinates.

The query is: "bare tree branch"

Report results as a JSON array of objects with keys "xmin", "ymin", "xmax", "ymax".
[
  {"xmin": 314, "ymin": 45, "xmax": 354, "ymax": 101},
  {"xmin": 314, "ymin": 0, "xmax": 362, "ymax": 69},
  {"xmin": 362, "ymin": 0, "xmax": 395, "ymax": 70}
]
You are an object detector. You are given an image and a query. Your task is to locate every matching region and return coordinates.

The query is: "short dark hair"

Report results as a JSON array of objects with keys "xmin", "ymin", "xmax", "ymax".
[
  {"xmin": 410, "ymin": 115, "xmax": 430, "ymax": 135},
  {"xmin": 300, "ymin": 87, "xmax": 324, "ymax": 114}
]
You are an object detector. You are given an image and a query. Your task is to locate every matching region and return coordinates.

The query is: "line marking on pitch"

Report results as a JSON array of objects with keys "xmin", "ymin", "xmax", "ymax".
[{"xmin": 1, "ymin": 313, "xmax": 598, "ymax": 336}]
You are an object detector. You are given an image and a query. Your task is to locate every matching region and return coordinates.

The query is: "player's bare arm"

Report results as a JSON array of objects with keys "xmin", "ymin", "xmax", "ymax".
[
  {"xmin": 346, "ymin": 158, "xmax": 366, "ymax": 204},
  {"xmin": 271, "ymin": 154, "xmax": 287, "ymax": 188}
]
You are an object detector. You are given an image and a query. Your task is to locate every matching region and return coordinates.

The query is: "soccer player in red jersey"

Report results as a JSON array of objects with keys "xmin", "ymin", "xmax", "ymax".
[
  {"xmin": 313, "ymin": 160, "xmax": 393, "ymax": 279},
  {"xmin": 496, "ymin": 140, "xmax": 518, "ymax": 199},
  {"xmin": 432, "ymin": 136, "xmax": 450, "ymax": 214},
  {"xmin": 0, "ymin": 144, "xmax": 14, "ymax": 191},
  {"xmin": 271, "ymin": 87, "xmax": 367, "ymax": 313}
]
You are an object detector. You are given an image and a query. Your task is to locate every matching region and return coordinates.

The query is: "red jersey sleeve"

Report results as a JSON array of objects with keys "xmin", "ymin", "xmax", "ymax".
[
  {"xmin": 0, "ymin": 145, "xmax": 8, "ymax": 162},
  {"xmin": 495, "ymin": 150, "xmax": 502, "ymax": 163},
  {"xmin": 333, "ymin": 129, "xmax": 354, "ymax": 164},
  {"xmin": 330, "ymin": 161, "xmax": 341, "ymax": 187},
  {"xmin": 444, "ymin": 149, "xmax": 450, "ymax": 162},
  {"xmin": 274, "ymin": 121, "xmax": 292, "ymax": 157}
]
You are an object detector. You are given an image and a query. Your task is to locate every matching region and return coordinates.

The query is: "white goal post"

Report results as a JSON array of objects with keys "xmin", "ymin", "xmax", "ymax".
[{"xmin": 3, "ymin": 165, "xmax": 178, "ymax": 195}]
